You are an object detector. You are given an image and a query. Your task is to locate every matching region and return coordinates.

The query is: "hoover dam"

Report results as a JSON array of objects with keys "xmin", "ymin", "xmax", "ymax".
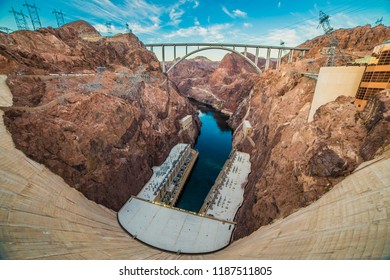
[
  {"xmin": 0, "ymin": 8, "xmax": 389, "ymax": 261},
  {"xmin": 1, "ymin": 76, "xmax": 389, "ymax": 259}
]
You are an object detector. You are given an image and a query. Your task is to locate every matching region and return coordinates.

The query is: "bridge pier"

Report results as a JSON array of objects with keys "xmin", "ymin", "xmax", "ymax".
[
  {"xmin": 162, "ymin": 46, "xmax": 166, "ymax": 73},
  {"xmin": 244, "ymin": 46, "xmax": 247, "ymax": 57},
  {"xmin": 185, "ymin": 45, "xmax": 188, "ymax": 55},
  {"xmin": 277, "ymin": 49, "xmax": 282, "ymax": 68},
  {"xmin": 255, "ymin": 48, "xmax": 259, "ymax": 66},
  {"xmin": 265, "ymin": 48, "xmax": 271, "ymax": 70},
  {"xmin": 288, "ymin": 49, "xmax": 294, "ymax": 63},
  {"xmin": 174, "ymin": 45, "xmax": 177, "ymax": 63}
]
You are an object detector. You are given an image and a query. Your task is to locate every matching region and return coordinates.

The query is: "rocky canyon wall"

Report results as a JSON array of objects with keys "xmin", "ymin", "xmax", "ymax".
[
  {"xmin": 0, "ymin": 21, "xmax": 199, "ymax": 211},
  {"xmin": 168, "ymin": 53, "xmax": 272, "ymax": 114},
  {"xmin": 231, "ymin": 24, "xmax": 390, "ymax": 238}
]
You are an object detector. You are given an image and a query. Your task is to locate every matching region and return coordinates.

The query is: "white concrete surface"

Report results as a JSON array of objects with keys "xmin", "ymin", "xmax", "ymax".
[
  {"xmin": 308, "ymin": 66, "xmax": 365, "ymax": 122},
  {"xmin": 138, "ymin": 144, "xmax": 190, "ymax": 201},
  {"xmin": 0, "ymin": 75, "xmax": 13, "ymax": 107},
  {"xmin": 203, "ymin": 151, "xmax": 251, "ymax": 221},
  {"xmin": 118, "ymin": 197, "xmax": 234, "ymax": 253}
]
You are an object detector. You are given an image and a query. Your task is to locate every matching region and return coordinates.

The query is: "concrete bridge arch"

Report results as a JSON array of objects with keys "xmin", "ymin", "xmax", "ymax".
[{"xmin": 166, "ymin": 46, "xmax": 262, "ymax": 74}]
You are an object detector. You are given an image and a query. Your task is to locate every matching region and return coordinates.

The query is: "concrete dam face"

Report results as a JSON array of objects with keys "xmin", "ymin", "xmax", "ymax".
[
  {"xmin": 1, "ymin": 118, "xmax": 390, "ymax": 259},
  {"xmin": 1, "ymin": 79, "xmax": 390, "ymax": 259}
]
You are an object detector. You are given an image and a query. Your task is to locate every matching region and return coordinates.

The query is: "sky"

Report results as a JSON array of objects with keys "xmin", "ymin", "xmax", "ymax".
[{"xmin": 0, "ymin": 0, "xmax": 389, "ymax": 60}]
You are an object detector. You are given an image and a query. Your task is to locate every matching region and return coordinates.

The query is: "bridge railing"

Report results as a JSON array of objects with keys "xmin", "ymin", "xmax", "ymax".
[{"xmin": 145, "ymin": 43, "xmax": 310, "ymax": 73}]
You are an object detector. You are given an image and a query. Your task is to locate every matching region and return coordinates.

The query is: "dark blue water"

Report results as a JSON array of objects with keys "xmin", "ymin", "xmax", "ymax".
[{"xmin": 175, "ymin": 103, "xmax": 232, "ymax": 212}]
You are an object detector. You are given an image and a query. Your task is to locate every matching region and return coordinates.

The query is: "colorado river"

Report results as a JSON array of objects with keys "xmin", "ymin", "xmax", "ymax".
[{"xmin": 175, "ymin": 102, "xmax": 232, "ymax": 212}]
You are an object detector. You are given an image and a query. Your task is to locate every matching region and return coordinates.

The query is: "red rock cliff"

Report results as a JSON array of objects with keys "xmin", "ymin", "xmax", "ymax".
[
  {"xmin": 231, "ymin": 25, "xmax": 390, "ymax": 239},
  {"xmin": 1, "ymin": 21, "xmax": 199, "ymax": 211}
]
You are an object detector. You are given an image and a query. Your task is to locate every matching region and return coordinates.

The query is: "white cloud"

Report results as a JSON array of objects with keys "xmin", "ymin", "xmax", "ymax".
[
  {"xmin": 278, "ymin": 2, "xmax": 282, "ymax": 8},
  {"xmin": 194, "ymin": 17, "xmax": 200, "ymax": 26},
  {"xmin": 193, "ymin": 0, "xmax": 200, "ymax": 8},
  {"xmin": 233, "ymin": 9, "xmax": 247, "ymax": 18},
  {"xmin": 243, "ymin": 22, "xmax": 253, "ymax": 28},
  {"xmin": 222, "ymin": 6, "xmax": 247, "ymax": 19},
  {"xmin": 164, "ymin": 23, "xmax": 232, "ymax": 42},
  {"xmin": 169, "ymin": 8, "xmax": 185, "ymax": 26},
  {"xmin": 222, "ymin": 6, "xmax": 233, "ymax": 18},
  {"xmin": 68, "ymin": 0, "xmax": 162, "ymax": 33}
]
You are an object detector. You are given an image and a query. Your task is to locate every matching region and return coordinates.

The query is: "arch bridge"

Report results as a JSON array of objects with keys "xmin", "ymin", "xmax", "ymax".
[{"xmin": 145, "ymin": 43, "xmax": 310, "ymax": 73}]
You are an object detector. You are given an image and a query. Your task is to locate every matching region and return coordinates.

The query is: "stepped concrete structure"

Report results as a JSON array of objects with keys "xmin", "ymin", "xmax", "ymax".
[{"xmin": 0, "ymin": 75, "xmax": 389, "ymax": 259}]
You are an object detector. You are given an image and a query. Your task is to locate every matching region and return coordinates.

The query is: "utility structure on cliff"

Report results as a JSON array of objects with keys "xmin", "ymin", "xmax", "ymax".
[
  {"xmin": 23, "ymin": 1, "xmax": 42, "ymax": 30},
  {"xmin": 318, "ymin": 10, "xmax": 348, "ymax": 66},
  {"xmin": 125, "ymin": 23, "xmax": 132, "ymax": 33},
  {"xmin": 375, "ymin": 16, "xmax": 384, "ymax": 26},
  {"xmin": 52, "ymin": 9, "xmax": 65, "ymax": 28},
  {"xmin": 0, "ymin": 27, "xmax": 13, "ymax": 34},
  {"xmin": 105, "ymin": 21, "xmax": 112, "ymax": 35},
  {"xmin": 9, "ymin": 7, "xmax": 29, "ymax": 30}
]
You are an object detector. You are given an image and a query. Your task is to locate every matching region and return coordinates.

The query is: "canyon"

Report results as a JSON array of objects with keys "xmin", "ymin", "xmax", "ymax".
[{"xmin": 0, "ymin": 21, "xmax": 389, "ymax": 259}]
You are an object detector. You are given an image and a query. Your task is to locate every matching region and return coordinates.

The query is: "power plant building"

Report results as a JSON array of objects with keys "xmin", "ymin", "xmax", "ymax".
[
  {"xmin": 137, "ymin": 143, "xmax": 197, "ymax": 206},
  {"xmin": 354, "ymin": 40, "xmax": 390, "ymax": 111},
  {"xmin": 179, "ymin": 115, "xmax": 192, "ymax": 130}
]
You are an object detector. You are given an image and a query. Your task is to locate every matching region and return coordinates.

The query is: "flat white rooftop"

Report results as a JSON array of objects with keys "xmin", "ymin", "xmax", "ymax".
[
  {"xmin": 138, "ymin": 143, "xmax": 189, "ymax": 201},
  {"xmin": 203, "ymin": 151, "xmax": 251, "ymax": 221},
  {"xmin": 118, "ymin": 197, "xmax": 234, "ymax": 254}
]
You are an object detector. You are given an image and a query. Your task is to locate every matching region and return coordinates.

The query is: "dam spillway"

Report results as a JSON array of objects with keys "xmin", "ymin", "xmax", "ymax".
[{"xmin": 118, "ymin": 143, "xmax": 252, "ymax": 254}]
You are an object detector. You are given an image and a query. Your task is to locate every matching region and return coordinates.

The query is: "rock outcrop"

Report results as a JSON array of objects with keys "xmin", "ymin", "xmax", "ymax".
[
  {"xmin": 169, "ymin": 53, "xmax": 268, "ymax": 114},
  {"xmin": 232, "ymin": 61, "xmax": 389, "ymax": 239},
  {"xmin": 0, "ymin": 21, "xmax": 199, "ymax": 211}
]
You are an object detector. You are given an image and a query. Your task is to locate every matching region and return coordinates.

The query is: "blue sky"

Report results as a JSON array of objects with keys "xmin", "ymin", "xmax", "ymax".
[{"xmin": 0, "ymin": 0, "xmax": 389, "ymax": 60}]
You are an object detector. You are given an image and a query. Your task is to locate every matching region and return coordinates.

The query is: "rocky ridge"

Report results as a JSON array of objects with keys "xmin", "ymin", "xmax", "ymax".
[
  {"xmin": 0, "ymin": 21, "xmax": 199, "ymax": 211},
  {"xmin": 298, "ymin": 24, "xmax": 390, "ymax": 64}
]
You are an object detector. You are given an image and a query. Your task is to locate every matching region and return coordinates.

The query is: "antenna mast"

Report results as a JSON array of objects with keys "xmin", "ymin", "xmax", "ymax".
[
  {"xmin": 23, "ymin": 1, "xmax": 42, "ymax": 30},
  {"xmin": 9, "ymin": 7, "xmax": 30, "ymax": 30},
  {"xmin": 52, "ymin": 9, "xmax": 65, "ymax": 28}
]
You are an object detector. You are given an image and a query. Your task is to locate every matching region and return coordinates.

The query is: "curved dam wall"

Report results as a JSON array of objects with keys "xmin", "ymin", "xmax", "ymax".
[{"xmin": 1, "ymin": 82, "xmax": 389, "ymax": 259}]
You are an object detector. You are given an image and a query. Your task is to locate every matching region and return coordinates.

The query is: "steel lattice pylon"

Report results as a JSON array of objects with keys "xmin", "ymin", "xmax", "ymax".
[
  {"xmin": 9, "ymin": 7, "xmax": 30, "ymax": 30},
  {"xmin": 52, "ymin": 9, "xmax": 65, "ymax": 28},
  {"xmin": 23, "ymin": 1, "xmax": 42, "ymax": 30},
  {"xmin": 318, "ymin": 10, "xmax": 348, "ymax": 66},
  {"xmin": 0, "ymin": 27, "xmax": 13, "ymax": 34}
]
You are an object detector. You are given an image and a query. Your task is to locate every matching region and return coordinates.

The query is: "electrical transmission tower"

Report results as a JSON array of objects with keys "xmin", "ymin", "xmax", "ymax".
[
  {"xmin": 23, "ymin": 1, "xmax": 42, "ymax": 30},
  {"xmin": 52, "ymin": 9, "xmax": 65, "ymax": 27},
  {"xmin": 318, "ymin": 10, "xmax": 348, "ymax": 67},
  {"xmin": 375, "ymin": 16, "xmax": 384, "ymax": 25},
  {"xmin": 0, "ymin": 27, "xmax": 13, "ymax": 33},
  {"xmin": 125, "ymin": 23, "xmax": 132, "ymax": 33},
  {"xmin": 106, "ymin": 22, "xmax": 112, "ymax": 35},
  {"xmin": 9, "ymin": 7, "xmax": 30, "ymax": 30}
]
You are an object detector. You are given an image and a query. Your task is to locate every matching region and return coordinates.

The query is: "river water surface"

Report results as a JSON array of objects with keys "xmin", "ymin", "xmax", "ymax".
[{"xmin": 175, "ymin": 103, "xmax": 232, "ymax": 212}]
